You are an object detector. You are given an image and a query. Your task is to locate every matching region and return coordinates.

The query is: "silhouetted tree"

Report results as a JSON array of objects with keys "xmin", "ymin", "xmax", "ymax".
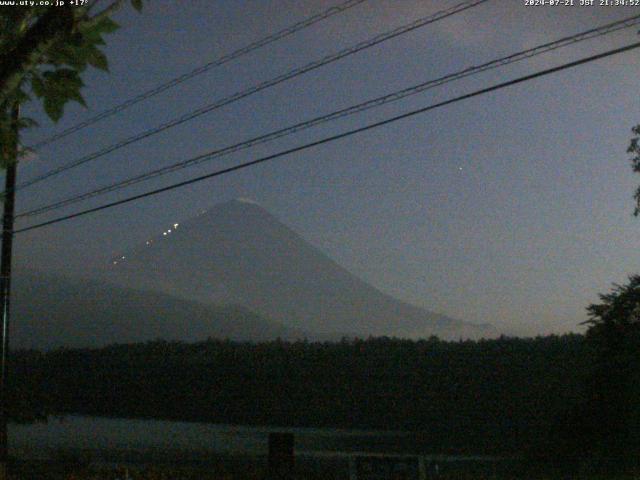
[
  {"xmin": 628, "ymin": 125, "xmax": 640, "ymax": 216},
  {"xmin": 579, "ymin": 275, "xmax": 640, "ymax": 466},
  {"xmin": 12, "ymin": 334, "xmax": 591, "ymax": 457}
]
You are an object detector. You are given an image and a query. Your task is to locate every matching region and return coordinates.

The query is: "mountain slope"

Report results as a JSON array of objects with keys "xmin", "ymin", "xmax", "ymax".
[
  {"xmin": 11, "ymin": 271, "xmax": 308, "ymax": 350},
  {"xmin": 103, "ymin": 199, "xmax": 495, "ymax": 339}
]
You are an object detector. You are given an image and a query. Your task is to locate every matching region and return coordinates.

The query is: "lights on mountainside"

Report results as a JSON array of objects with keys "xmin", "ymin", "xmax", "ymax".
[
  {"xmin": 113, "ymin": 221, "xmax": 180, "ymax": 266},
  {"xmin": 237, "ymin": 197, "xmax": 259, "ymax": 205}
]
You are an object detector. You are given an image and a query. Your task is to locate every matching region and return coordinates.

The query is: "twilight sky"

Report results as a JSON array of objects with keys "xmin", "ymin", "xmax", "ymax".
[{"xmin": 10, "ymin": 0, "xmax": 640, "ymax": 337}]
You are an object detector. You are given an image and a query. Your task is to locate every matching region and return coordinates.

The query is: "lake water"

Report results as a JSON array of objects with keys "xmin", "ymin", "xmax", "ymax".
[{"xmin": 8, "ymin": 415, "xmax": 452, "ymax": 462}]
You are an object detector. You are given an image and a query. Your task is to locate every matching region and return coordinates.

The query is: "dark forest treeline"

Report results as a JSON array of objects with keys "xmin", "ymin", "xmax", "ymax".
[{"xmin": 11, "ymin": 334, "xmax": 593, "ymax": 456}]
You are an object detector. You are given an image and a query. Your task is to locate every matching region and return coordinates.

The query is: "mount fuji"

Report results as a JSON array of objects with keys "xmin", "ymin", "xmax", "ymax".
[{"xmin": 98, "ymin": 199, "xmax": 496, "ymax": 340}]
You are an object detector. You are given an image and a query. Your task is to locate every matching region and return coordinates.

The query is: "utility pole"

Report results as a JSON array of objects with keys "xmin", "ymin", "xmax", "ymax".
[{"xmin": 0, "ymin": 102, "xmax": 19, "ymax": 480}]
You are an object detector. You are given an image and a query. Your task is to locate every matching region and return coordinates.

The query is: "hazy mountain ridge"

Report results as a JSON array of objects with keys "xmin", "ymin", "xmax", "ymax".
[
  {"xmin": 102, "ymin": 199, "xmax": 496, "ymax": 340},
  {"xmin": 11, "ymin": 271, "xmax": 310, "ymax": 350}
]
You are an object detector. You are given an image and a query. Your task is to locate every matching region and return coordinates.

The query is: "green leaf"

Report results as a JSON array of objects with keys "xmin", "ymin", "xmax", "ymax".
[
  {"xmin": 78, "ymin": 26, "xmax": 106, "ymax": 45},
  {"xmin": 45, "ymin": 68, "xmax": 84, "ymax": 89},
  {"xmin": 92, "ymin": 17, "xmax": 119, "ymax": 35},
  {"xmin": 39, "ymin": 69, "xmax": 87, "ymax": 120},
  {"xmin": 69, "ymin": 31, "xmax": 84, "ymax": 47},
  {"xmin": 86, "ymin": 48, "xmax": 109, "ymax": 72},
  {"xmin": 131, "ymin": 0, "xmax": 143, "ymax": 12},
  {"xmin": 47, "ymin": 44, "xmax": 88, "ymax": 69},
  {"xmin": 17, "ymin": 117, "xmax": 38, "ymax": 129},
  {"xmin": 68, "ymin": 89, "xmax": 87, "ymax": 108},
  {"xmin": 31, "ymin": 74, "xmax": 46, "ymax": 98},
  {"xmin": 43, "ymin": 95, "xmax": 65, "ymax": 122},
  {"xmin": 14, "ymin": 86, "xmax": 31, "ymax": 104}
]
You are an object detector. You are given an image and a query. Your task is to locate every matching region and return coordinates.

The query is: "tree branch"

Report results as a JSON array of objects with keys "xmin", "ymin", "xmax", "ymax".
[
  {"xmin": 0, "ymin": 7, "xmax": 75, "ymax": 102},
  {"xmin": 79, "ymin": 0, "xmax": 124, "ymax": 28}
]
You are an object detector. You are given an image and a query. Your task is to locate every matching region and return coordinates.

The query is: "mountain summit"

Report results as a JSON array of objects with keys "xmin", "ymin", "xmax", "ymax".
[{"xmin": 104, "ymin": 199, "xmax": 495, "ymax": 340}]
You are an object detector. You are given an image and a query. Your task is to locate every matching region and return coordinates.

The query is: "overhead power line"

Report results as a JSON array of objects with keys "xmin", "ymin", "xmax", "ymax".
[
  {"xmin": 28, "ymin": 0, "xmax": 369, "ymax": 150},
  {"xmin": 14, "ymin": 40, "xmax": 640, "ymax": 235},
  {"xmin": 16, "ymin": 13, "xmax": 640, "ymax": 219},
  {"xmin": 15, "ymin": 0, "xmax": 489, "ymax": 191}
]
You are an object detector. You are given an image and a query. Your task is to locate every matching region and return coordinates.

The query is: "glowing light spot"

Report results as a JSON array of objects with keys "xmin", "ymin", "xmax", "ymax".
[
  {"xmin": 163, "ymin": 232, "xmax": 167, "ymax": 236},
  {"xmin": 168, "ymin": 229, "xmax": 172, "ymax": 233},
  {"xmin": 173, "ymin": 223, "xmax": 179, "ymax": 228},
  {"xmin": 121, "ymin": 256, "xmax": 125, "ymax": 259},
  {"xmin": 113, "ymin": 261, "xmax": 118, "ymax": 265}
]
